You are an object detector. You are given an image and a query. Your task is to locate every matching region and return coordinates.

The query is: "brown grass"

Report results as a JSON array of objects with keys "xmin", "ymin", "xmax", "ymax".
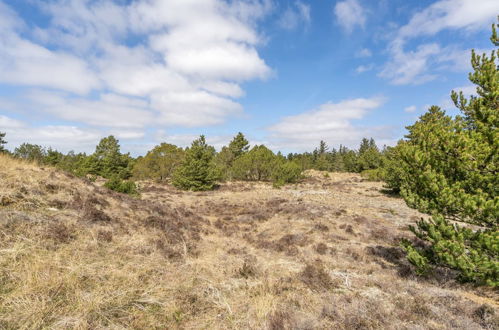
[{"xmin": 0, "ymin": 155, "xmax": 497, "ymax": 329}]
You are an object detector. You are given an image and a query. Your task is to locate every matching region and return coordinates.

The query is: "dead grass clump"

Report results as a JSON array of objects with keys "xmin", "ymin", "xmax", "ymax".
[
  {"xmin": 334, "ymin": 209, "xmax": 347, "ymax": 217},
  {"xmin": 353, "ymin": 215, "xmax": 369, "ymax": 224},
  {"xmin": 322, "ymin": 296, "xmax": 389, "ymax": 329},
  {"xmin": 252, "ymin": 233, "xmax": 310, "ymax": 256},
  {"xmin": 81, "ymin": 203, "xmax": 112, "ymax": 223},
  {"xmin": 315, "ymin": 243, "xmax": 328, "ymax": 255},
  {"xmin": 44, "ymin": 221, "xmax": 76, "ymax": 244},
  {"xmin": 214, "ymin": 219, "xmax": 240, "ymax": 236},
  {"xmin": 97, "ymin": 229, "xmax": 113, "ymax": 243},
  {"xmin": 313, "ymin": 223, "xmax": 329, "ymax": 232},
  {"xmin": 339, "ymin": 224, "xmax": 356, "ymax": 235},
  {"xmin": 236, "ymin": 256, "xmax": 258, "ymax": 279},
  {"xmin": 0, "ymin": 195, "xmax": 16, "ymax": 207},
  {"xmin": 144, "ymin": 207, "xmax": 204, "ymax": 244},
  {"xmin": 369, "ymin": 225, "xmax": 393, "ymax": 242},
  {"xmin": 227, "ymin": 247, "xmax": 247, "ymax": 255},
  {"xmin": 268, "ymin": 310, "xmax": 297, "ymax": 330},
  {"xmin": 155, "ymin": 238, "xmax": 184, "ymax": 260},
  {"xmin": 47, "ymin": 199, "xmax": 68, "ymax": 209},
  {"xmin": 300, "ymin": 262, "xmax": 338, "ymax": 292},
  {"xmin": 44, "ymin": 183, "xmax": 60, "ymax": 193},
  {"xmin": 474, "ymin": 304, "xmax": 499, "ymax": 329}
]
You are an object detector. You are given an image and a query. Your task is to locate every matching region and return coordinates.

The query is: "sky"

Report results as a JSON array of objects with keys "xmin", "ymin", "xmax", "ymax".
[{"xmin": 0, "ymin": 0, "xmax": 498, "ymax": 155}]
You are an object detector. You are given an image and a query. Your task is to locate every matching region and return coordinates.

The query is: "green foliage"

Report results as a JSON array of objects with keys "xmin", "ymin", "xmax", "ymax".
[
  {"xmin": 396, "ymin": 21, "xmax": 499, "ymax": 286},
  {"xmin": 232, "ymin": 145, "xmax": 276, "ymax": 181},
  {"xmin": 272, "ymin": 160, "xmax": 302, "ymax": 187},
  {"xmin": 93, "ymin": 136, "xmax": 133, "ymax": 179},
  {"xmin": 104, "ymin": 175, "xmax": 138, "ymax": 195},
  {"xmin": 381, "ymin": 144, "xmax": 405, "ymax": 192},
  {"xmin": 133, "ymin": 143, "xmax": 184, "ymax": 181},
  {"xmin": 172, "ymin": 135, "xmax": 218, "ymax": 191},
  {"xmin": 13, "ymin": 143, "xmax": 46, "ymax": 162},
  {"xmin": 44, "ymin": 148, "xmax": 64, "ymax": 166},
  {"xmin": 0, "ymin": 131, "xmax": 7, "ymax": 153},
  {"xmin": 360, "ymin": 168, "xmax": 385, "ymax": 182},
  {"xmin": 357, "ymin": 138, "xmax": 383, "ymax": 172},
  {"xmin": 215, "ymin": 132, "xmax": 249, "ymax": 180}
]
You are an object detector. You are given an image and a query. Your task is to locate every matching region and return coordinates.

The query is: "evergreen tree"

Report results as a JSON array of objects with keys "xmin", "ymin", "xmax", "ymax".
[
  {"xmin": 0, "ymin": 132, "xmax": 7, "ymax": 153},
  {"xmin": 215, "ymin": 132, "xmax": 250, "ymax": 180},
  {"xmin": 93, "ymin": 136, "xmax": 132, "ymax": 179},
  {"xmin": 357, "ymin": 137, "xmax": 383, "ymax": 172},
  {"xmin": 172, "ymin": 135, "xmax": 218, "ymax": 191},
  {"xmin": 398, "ymin": 21, "xmax": 499, "ymax": 286}
]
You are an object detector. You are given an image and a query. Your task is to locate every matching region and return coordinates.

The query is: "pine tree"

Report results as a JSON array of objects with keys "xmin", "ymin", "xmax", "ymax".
[
  {"xmin": 0, "ymin": 132, "xmax": 7, "ymax": 153},
  {"xmin": 93, "ymin": 136, "xmax": 132, "ymax": 179},
  {"xmin": 172, "ymin": 135, "xmax": 218, "ymax": 191},
  {"xmin": 215, "ymin": 132, "xmax": 249, "ymax": 180},
  {"xmin": 398, "ymin": 20, "xmax": 499, "ymax": 286}
]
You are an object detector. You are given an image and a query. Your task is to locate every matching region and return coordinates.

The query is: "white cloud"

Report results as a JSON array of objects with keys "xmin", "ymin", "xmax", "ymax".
[
  {"xmin": 404, "ymin": 105, "xmax": 417, "ymax": 113},
  {"xmin": 355, "ymin": 48, "xmax": 372, "ymax": 58},
  {"xmin": 0, "ymin": 115, "xmax": 101, "ymax": 152},
  {"xmin": 0, "ymin": 0, "xmax": 273, "ymax": 149},
  {"xmin": 334, "ymin": 0, "xmax": 366, "ymax": 33},
  {"xmin": 267, "ymin": 97, "xmax": 391, "ymax": 151},
  {"xmin": 355, "ymin": 64, "xmax": 374, "ymax": 74},
  {"xmin": 399, "ymin": 0, "xmax": 499, "ymax": 39},
  {"xmin": 0, "ymin": 33, "xmax": 101, "ymax": 94},
  {"xmin": 452, "ymin": 85, "xmax": 477, "ymax": 97},
  {"xmin": 0, "ymin": 115, "xmax": 24, "ymax": 129},
  {"xmin": 27, "ymin": 91, "xmax": 154, "ymax": 129},
  {"xmin": 278, "ymin": 1, "xmax": 311, "ymax": 30},
  {"xmin": 380, "ymin": 0, "xmax": 499, "ymax": 85}
]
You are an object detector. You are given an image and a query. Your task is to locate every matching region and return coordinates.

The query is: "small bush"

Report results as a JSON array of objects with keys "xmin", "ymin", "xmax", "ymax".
[
  {"xmin": 360, "ymin": 168, "xmax": 385, "ymax": 182},
  {"xmin": 300, "ymin": 262, "xmax": 338, "ymax": 291},
  {"xmin": 104, "ymin": 176, "xmax": 138, "ymax": 195},
  {"xmin": 272, "ymin": 161, "xmax": 302, "ymax": 187}
]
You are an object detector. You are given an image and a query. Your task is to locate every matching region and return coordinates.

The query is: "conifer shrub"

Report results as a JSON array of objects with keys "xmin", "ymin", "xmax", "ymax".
[
  {"xmin": 360, "ymin": 168, "xmax": 385, "ymax": 182},
  {"xmin": 272, "ymin": 160, "xmax": 302, "ymax": 187},
  {"xmin": 396, "ymin": 21, "xmax": 499, "ymax": 286},
  {"xmin": 104, "ymin": 175, "xmax": 138, "ymax": 195},
  {"xmin": 172, "ymin": 135, "xmax": 219, "ymax": 191}
]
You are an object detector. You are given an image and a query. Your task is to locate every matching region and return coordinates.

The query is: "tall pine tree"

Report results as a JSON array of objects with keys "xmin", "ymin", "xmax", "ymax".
[
  {"xmin": 399, "ymin": 20, "xmax": 498, "ymax": 286},
  {"xmin": 0, "ymin": 132, "xmax": 7, "ymax": 153},
  {"xmin": 172, "ymin": 135, "xmax": 218, "ymax": 191}
]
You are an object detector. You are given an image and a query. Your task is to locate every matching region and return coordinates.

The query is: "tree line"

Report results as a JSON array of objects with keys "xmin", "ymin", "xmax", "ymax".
[{"xmin": 0, "ymin": 130, "xmax": 387, "ymax": 192}]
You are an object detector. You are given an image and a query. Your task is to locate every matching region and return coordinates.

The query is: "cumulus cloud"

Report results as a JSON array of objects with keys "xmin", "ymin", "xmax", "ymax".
[
  {"xmin": 267, "ymin": 97, "xmax": 392, "ymax": 151},
  {"xmin": 398, "ymin": 0, "xmax": 499, "ymax": 39},
  {"xmin": 355, "ymin": 64, "xmax": 373, "ymax": 74},
  {"xmin": 278, "ymin": 1, "xmax": 311, "ymax": 30},
  {"xmin": 334, "ymin": 0, "xmax": 366, "ymax": 33},
  {"xmin": 380, "ymin": 0, "xmax": 499, "ymax": 85},
  {"xmin": 0, "ymin": 115, "xmax": 101, "ymax": 152},
  {"xmin": 0, "ymin": 0, "xmax": 272, "ymax": 149},
  {"xmin": 404, "ymin": 105, "xmax": 417, "ymax": 113}
]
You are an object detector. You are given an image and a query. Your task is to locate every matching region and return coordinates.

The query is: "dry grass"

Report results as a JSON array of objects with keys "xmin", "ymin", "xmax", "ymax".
[{"xmin": 0, "ymin": 154, "xmax": 497, "ymax": 329}]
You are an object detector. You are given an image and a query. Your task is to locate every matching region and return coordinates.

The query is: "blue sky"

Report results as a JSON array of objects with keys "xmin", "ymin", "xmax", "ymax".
[{"xmin": 0, "ymin": 0, "xmax": 497, "ymax": 155}]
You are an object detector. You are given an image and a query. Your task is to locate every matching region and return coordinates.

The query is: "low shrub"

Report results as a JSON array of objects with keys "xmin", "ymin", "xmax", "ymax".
[
  {"xmin": 104, "ymin": 176, "xmax": 138, "ymax": 195},
  {"xmin": 272, "ymin": 161, "xmax": 302, "ymax": 187},
  {"xmin": 360, "ymin": 168, "xmax": 385, "ymax": 182}
]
